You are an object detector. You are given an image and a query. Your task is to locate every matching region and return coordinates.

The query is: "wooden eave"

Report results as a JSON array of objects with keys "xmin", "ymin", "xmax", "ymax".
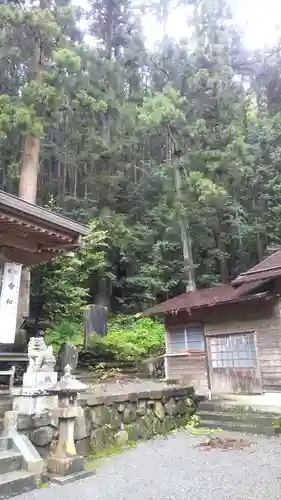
[{"xmin": 0, "ymin": 191, "xmax": 87, "ymax": 265}]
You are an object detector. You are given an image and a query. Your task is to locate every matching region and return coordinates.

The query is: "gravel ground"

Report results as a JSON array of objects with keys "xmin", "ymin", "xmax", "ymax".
[{"xmin": 20, "ymin": 430, "xmax": 281, "ymax": 500}]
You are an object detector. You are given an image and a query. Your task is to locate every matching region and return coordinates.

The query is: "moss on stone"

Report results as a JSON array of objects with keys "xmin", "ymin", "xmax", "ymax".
[
  {"xmin": 154, "ymin": 402, "xmax": 165, "ymax": 421},
  {"xmin": 108, "ymin": 407, "xmax": 122, "ymax": 430},
  {"xmin": 88, "ymin": 440, "xmax": 137, "ymax": 465},
  {"xmin": 91, "ymin": 405, "xmax": 111, "ymax": 428},
  {"xmin": 125, "ymin": 419, "xmax": 145, "ymax": 441},
  {"xmin": 91, "ymin": 424, "xmax": 115, "ymax": 450},
  {"xmin": 87, "ymin": 391, "xmax": 197, "ymax": 454},
  {"xmin": 37, "ymin": 483, "xmax": 49, "ymax": 490},
  {"xmin": 123, "ymin": 404, "xmax": 137, "ymax": 424},
  {"xmin": 175, "ymin": 414, "xmax": 188, "ymax": 428},
  {"xmin": 153, "ymin": 417, "xmax": 163, "ymax": 436},
  {"xmin": 162, "ymin": 416, "xmax": 175, "ymax": 433},
  {"xmin": 141, "ymin": 413, "xmax": 154, "ymax": 438},
  {"xmin": 137, "ymin": 401, "xmax": 147, "ymax": 416},
  {"xmin": 164, "ymin": 398, "xmax": 178, "ymax": 416}
]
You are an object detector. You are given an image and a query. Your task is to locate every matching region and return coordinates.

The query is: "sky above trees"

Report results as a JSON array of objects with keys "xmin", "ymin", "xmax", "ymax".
[
  {"xmin": 143, "ymin": 0, "xmax": 281, "ymax": 49},
  {"xmin": 80, "ymin": 0, "xmax": 281, "ymax": 50}
]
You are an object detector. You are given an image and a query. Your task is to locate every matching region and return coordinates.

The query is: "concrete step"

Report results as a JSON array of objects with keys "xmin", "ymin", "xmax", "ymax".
[
  {"xmin": 0, "ymin": 440, "xmax": 14, "ymax": 453},
  {"xmin": 199, "ymin": 410, "xmax": 277, "ymax": 427},
  {"xmin": 199, "ymin": 400, "xmax": 281, "ymax": 415},
  {"xmin": 198, "ymin": 418, "xmax": 275, "ymax": 436},
  {"xmin": 0, "ymin": 470, "xmax": 36, "ymax": 500},
  {"xmin": 0, "ymin": 401, "xmax": 12, "ymax": 419},
  {"xmin": 198, "ymin": 399, "xmax": 281, "ymax": 436},
  {"xmin": 0, "ymin": 451, "xmax": 22, "ymax": 475}
]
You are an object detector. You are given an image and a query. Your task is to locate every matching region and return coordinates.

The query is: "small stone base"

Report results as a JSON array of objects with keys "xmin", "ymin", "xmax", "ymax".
[
  {"xmin": 47, "ymin": 455, "xmax": 84, "ymax": 476},
  {"xmin": 13, "ymin": 393, "xmax": 58, "ymax": 415},
  {"xmin": 49, "ymin": 469, "xmax": 95, "ymax": 485},
  {"xmin": 23, "ymin": 372, "xmax": 58, "ymax": 390}
]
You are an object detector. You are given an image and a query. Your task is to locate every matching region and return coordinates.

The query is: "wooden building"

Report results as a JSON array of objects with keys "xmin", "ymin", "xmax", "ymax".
[
  {"xmin": 0, "ymin": 190, "xmax": 87, "ymax": 350},
  {"xmin": 143, "ymin": 250, "xmax": 281, "ymax": 395}
]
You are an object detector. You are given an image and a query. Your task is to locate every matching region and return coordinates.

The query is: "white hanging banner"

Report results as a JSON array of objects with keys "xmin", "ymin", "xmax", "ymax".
[{"xmin": 0, "ymin": 262, "xmax": 22, "ymax": 344}]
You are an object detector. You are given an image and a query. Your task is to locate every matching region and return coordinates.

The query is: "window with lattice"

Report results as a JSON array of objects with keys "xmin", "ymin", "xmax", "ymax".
[
  {"xmin": 168, "ymin": 324, "xmax": 205, "ymax": 353},
  {"xmin": 210, "ymin": 333, "xmax": 257, "ymax": 369}
]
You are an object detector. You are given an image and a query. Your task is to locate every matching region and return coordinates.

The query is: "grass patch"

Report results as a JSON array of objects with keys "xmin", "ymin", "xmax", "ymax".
[
  {"xmin": 86, "ymin": 441, "xmax": 137, "ymax": 470},
  {"xmin": 86, "ymin": 457, "xmax": 103, "ymax": 472},
  {"xmin": 37, "ymin": 482, "xmax": 49, "ymax": 489},
  {"xmin": 184, "ymin": 424, "xmax": 222, "ymax": 435}
]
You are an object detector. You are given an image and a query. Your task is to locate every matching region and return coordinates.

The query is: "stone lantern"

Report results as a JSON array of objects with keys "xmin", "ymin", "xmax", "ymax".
[{"xmin": 46, "ymin": 364, "xmax": 90, "ymax": 483}]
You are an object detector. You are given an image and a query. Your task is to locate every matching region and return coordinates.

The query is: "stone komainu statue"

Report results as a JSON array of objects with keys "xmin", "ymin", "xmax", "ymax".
[{"xmin": 27, "ymin": 337, "xmax": 56, "ymax": 373}]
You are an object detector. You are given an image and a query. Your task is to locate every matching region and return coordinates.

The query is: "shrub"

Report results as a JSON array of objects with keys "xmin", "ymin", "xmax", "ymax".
[
  {"xmin": 45, "ymin": 320, "xmax": 83, "ymax": 352},
  {"xmin": 87, "ymin": 335, "xmax": 144, "ymax": 361},
  {"xmin": 31, "ymin": 220, "xmax": 106, "ymax": 324},
  {"xmin": 46, "ymin": 314, "xmax": 165, "ymax": 361},
  {"xmin": 86, "ymin": 315, "xmax": 165, "ymax": 360},
  {"xmin": 107, "ymin": 315, "xmax": 165, "ymax": 358}
]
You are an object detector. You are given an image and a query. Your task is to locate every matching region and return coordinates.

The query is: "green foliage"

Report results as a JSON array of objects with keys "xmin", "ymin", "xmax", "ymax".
[
  {"xmin": 44, "ymin": 313, "xmax": 165, "ymax": 361},
  {"xmin": 186, "ymin": 414, "xmax": 201, "ymax": 428},
  {"xmin": 31, "ymin": 221, "xmax": 107, "ymax": 323},
  {"xmin": 88, "ymin": 335, "xmax": 143, "ymax": 361},
  {"xmin": 272, "ymin": 416, "xmax": 281, "ymax": 436},
  {"xmin": 45, "ymin": 320, "xmax": 83, "ymax": 351},
  {"xmin": 138, "ymin": 86, "xmax": 185, "ymax": 127},
  {"xmin": 87, "ymin": 315, "xmax": 165, "ymax": 360},
  {"xmin": 53, "ymin": 48, "xmax": 81, "ymax": 72},
  {"xmin": 108, "ymin": 315, "xmax": 165, "ymax": 357}
]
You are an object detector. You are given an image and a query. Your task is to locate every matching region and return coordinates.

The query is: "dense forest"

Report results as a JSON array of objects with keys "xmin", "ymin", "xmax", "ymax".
[{"xmin": 1, "ymin": 0, "xmax": 281, "ymax": 327}]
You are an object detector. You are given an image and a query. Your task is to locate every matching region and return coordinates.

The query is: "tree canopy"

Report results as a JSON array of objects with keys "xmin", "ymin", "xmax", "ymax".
[{"xmin": 1, "ymin": 0, "xmax": 281, "ymax": 321}]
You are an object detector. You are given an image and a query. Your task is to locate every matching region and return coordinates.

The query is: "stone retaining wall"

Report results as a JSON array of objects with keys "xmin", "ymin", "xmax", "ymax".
[{"xmin": 16, "ymin": 386, "xmax": 196, "ymax": 458}]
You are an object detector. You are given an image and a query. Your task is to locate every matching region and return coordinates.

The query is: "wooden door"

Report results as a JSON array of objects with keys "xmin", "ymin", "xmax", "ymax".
[{"xmin": 208, "ymin": 332, "xmax": 262, "ymax": 394}]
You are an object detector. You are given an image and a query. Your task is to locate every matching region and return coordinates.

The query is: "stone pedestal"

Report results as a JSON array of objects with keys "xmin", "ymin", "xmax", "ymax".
[
  {"xmin": 13, "ymin": 391, "xmax": 58, "ymax": 415},
  {"xmin": 47, "ymin": 455, "xmax": 85, "ymax": 479},
  {"xmin": 47, "ymin": 405, "xmax": 83, "ymax": 476},
  {"xmin": 12, "ymin": 372, "xmax": 58, "ymax": 415},
  {"xmin": 46, "ymin": 364, "xmax": 93, "ymax": 484},
  {"xmin": 23, "ymin": 371, "xmax": 57, "ymax": 389}
]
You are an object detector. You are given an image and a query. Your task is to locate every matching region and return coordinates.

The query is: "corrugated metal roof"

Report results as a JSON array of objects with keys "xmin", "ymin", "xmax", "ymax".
[
  {"xmin": 142, "ymin": 280, "xmax": 269, "ymax": 316},
  {"xmin": 232, "ymin": 249, "xmax": 281, "ymax": 285}
]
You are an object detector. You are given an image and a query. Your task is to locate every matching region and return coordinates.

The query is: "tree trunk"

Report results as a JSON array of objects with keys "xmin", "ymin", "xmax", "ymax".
[
  {"xmin": 17, "ymin": 24, "xmax": 43, "ymax": 326},
  {"xmin": 174, "ymin": 164, "xmax": 196, "ymax": 291},
  {"xmin": 17, "ymin": 135, "xmax": 40, "ymax": 328},
  {"xmin": 215, "ymin": 210, "xmax": 229, "ymax": 284},
  {"xmin": 256, "ymin": 224, "xmax": 264, "ymax": 262},
  {"xmin": 17, "ymin": 135, "xmax": 40, "ymax": 329},
  {"xmin": 18, "ymin": 136, "xmax": 40, "ymax": 203},
  {"xmin": 252, "ymin": 198, "xmax": 264, "ymax": 262},
  {"xmin": 166, "ymin": 129, "xmax": 196, "ymax": 291},
  {"xmin": 105, "ymin": 0, "xmax": 113, "ymax": 59}
]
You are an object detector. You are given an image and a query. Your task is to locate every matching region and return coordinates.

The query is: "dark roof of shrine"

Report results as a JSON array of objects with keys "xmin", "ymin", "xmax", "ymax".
[
  {"xmin": 231, "ymin": 249, "xmax": 281, "ymax": 285},
  {"xmin": 0, "ymin": 191, "xmax": 87, "ymax": 265},
  {"xmin": 0, "ymin": 191, "xmax": 87, "ymax": 236},
  {"xmin": 142, "ymin": 280, "xmax": 270, "ymax": 316}
]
